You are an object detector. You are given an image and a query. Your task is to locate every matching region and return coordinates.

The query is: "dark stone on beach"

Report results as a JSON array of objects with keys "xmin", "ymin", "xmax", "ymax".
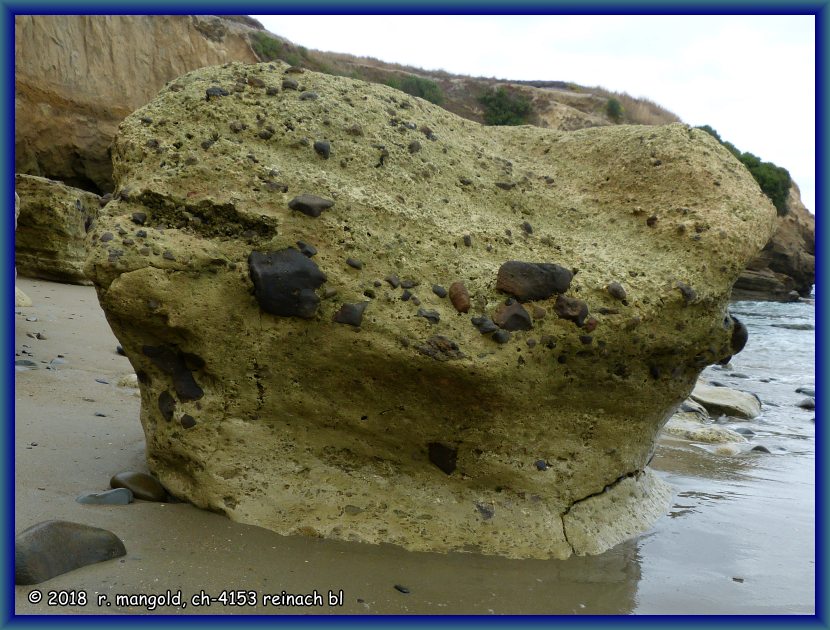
[
  {"xmin": 15, "ymin": 520, "xmax": 127, "ymax": 585},
  {"xmin": 772, "ymin": 323, "xmax": 814, "ymax": 331},
  {"xmin": 416, "ymin": 335, "xmax": 464, "ymax": 361},
  {"xmin": 333, "ymin": 302, "xmax": 369, "ymax": 327},
  {"xmin": 471, "ymin": 316, "xmax": 499, "ymax": 334},
  {"xmin": 735, "ymin": 427, "xmax": 755, "ymax": 436},
  {"xmin": 394, "ymin": 584, "xmax": 411, "ymax": 594},
  {"xmin": 110, "ymin": 471, "xmax": 167, "ymax": 502},
  {"xmin": 796, "ymin": 386, "xmax": 816, "ymax": 397},
  {"xmin": 116, "ymin": 345, "xmax": 126, "ymax": 356},
  {"xmin": 287, "ymin": 194, "xmax": 334, "ymax": 218},
  {"xmin": 428, "ymin": 443, "xmax": 457, "ymax": 475},
  {"xmin": 492, "ymin": 330, "xmax": 511, "ymax": 344},
  {"xmin": 248, "ymin": 248, "xmax": 327, "ymax": 318},
  {"xmin": 607, "ymin": 281, "xmax": 627, "ymax": 301},
  {"xmin": 493, "ymin": 300, "xmax": 532, "ymax": 331},
  {"xmin": 730, "ymin": 315, "xmax": 748, "ymax": 354},
  {"xmin": 554, "ymin": 295, "xmax": 589, "ymax": 327},
  {"xmin": 346, "ymin": 257, "xmax": 363, "ymax": 270},
  {"xmin": 496, "ymin": 261, "xmax": 573, "ymax": 302},
  {"xmin": 76, "ymin": 488, "xmax": 134, "ymax": 506},
  {"xmin": 449, "ymin": 282, "xmax": 471, "ymax": 313},
  {"xmin": 296, "ymin": 241, "xmax": 317, "ymax": 257},
  {"xmin": 158, "ymin": 390, "xmax": 176, "ymax": 421},
  {"xmin": 313, "ymin": 140, "xmax": 331, "ymax": 159},
  {"xmin": 797, "ymin": 397, "xmax": 815, "ymax": 410},
  {"xmin": 751, "ymin": 445, "xmax": 771, "ymax": 454},
  {"xmin": 729, "ymin": 372, "xmax": 749, "ymax": 379},
  {"xmin": 417, "ymin": 308, "xmax": 440, "ymax": 324}
]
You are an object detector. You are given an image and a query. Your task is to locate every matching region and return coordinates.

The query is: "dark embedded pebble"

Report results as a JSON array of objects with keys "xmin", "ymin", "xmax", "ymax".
[
  {"xmin": 492, "ymin": 330, "xmax": 511, "ymax": 344},
  {"xmin": 15, "ymin": 520, "xmax": 127, "ymax": 585},
  {"xmin": 496, "ymin": 261, "xmax": 573, "ymax": 302},
  {"xmin": 100, "ymin": 232, "xmax": 114, "ymax": 243},
  {"xmin": 288, "ymin": 194, "xmax": 334, "ymax": 218},
  {"xmin": 158, "ymin": 390, "xmax": 176, "ymax": 421},
  {"xmin": 258, "ymin": 129, "xmax": 274, "ymax": 141},
  {"xmin": 323, "ymin": 288, "xmax": 338, "ymax": 299},
  {"xmin": 476, "ymin": 503, "xmax": 495, "ymax": 520},
  {"xmin": 248, "ymin": 248, "xmax": 327, "ymax": 318},
  {"xmin": 459, "ymin": 177, "xmax": 472, "ymax": 186},
  {"xmin": 131, "ymin": 212, "xmax": 147, "ymax": 225},
  {"xmin": 463, "ymin": 234, "xmax": 472, "ymax": 247},
  {"xmin": 408, "ymin": 140, "xmax": 421, "ymax": 154},
  {"xmin": 346, "ymin": 257, "xmax": 363, "ymax": 270},
  {"xmin": 554, "ymin": 295, "xmax": 589, "ymax": 327},
  {"xmin": 607, "ymin": 281, "xmax": 627, "ymax": 301},
  {"xmin": 676, "ymin": 282, "xmax": 697, "ymax": 304},
  {"xmin": 136, "ymin": 229, "xmax": 147, "ymax": 238},
  {"xmin": 432, "ymin": 285, "xmax": 447, "ymax": 298},
  {"xmin": 449, "ymin": 282, "xmax": 471, "ymax": 313},
  {"xmin": 400, "ymin": 279, "xmax": 419, "ymax": 289},
  {"xmin": 265, "ymin": 181, "xmax": 289, "ymax": 192},
  {"xmin": 495, "ymin": 182, "xmax": 515, "ymax": 190},
  {"xmin": 540, "ymin": 335, "xmax": 556, "ymax": 349},
  {"xmin": 143, "ymin": 346, "xmax": 204, "ymax": 401},
  {"xmin": 95, "ymin": 378, "xmax": 109, "ymax": 384},
  {"xmin": 110, "ymin": 471, "xmax": 167, "ymax": 502},
  {"xmin": 735, "ymin": 428, "xmax": 755, "ymax": 436},
  {"xmin": 373, "ymin": 280, "xmax": 382, "ymax": 287},
  {"xmin": 286, "ymin": 66, "xmax": 304, "ymax": 74},
  {"xmin": 296, "ymin": 241, "xmax": 317, "ymax": 257},
  {"xmin": 579, "ymin": 335, "xmax": 593, "ymax": 345},
  {"xmin": 94, "ymin": 412, "xmax": 107, "ymax": 417},
  {"xmin": 282, "ymin": 78, "xmax": 299, "ymax": 90},
  {"xmin": 531, "ymin": 305, "xmax": 546, "ymax": 320},
  {"xmin": 205, "ymin": 86, "xmax": 229, "ymax": 99},
  {"xmin": 796, "ymin": 386, "xmax": 816, "ymax": 397},
  {"xmin": 364, "ymin": 289, "xmax": 376, "ymax": 299},
  {"xmin": 428, "ymin": 442, "xmax": 457, "ymax": 475},
  {"xmin": 313, "ymin": 140, "xmax": 331, "ymax": 159},
  {"xmin": 646, "ymin": 214, "xmax": 658, "ymax": 227},
  {"xmin": 417, "ymin": 308, "xmax": 440, "ymax": 324},
  {"xmin": 471, "ymin": 316, "xmax": 499, "ymax": 334},
  {"xmin": 521, "ymin": 221, "xmax": 533, "ymax": 234},
  {"xmin": 416, "ymin": 335, "xmax": 464, "ymax": 361},
  {"xmin": 401, "ymin": 289, "xmax": 413, "ymax": 301},
  {"xmin": 411, "ymin": 296, "xmax": 421, "ymax": 306},
  {"xmin": 751, "ymin": 445, "xmax": 771, "ymax": 454},
  {"xmin": 333, "ymin": 302, "xmax": 369, "ymax": 327},
  {"xmin": 162, "ymin": 250, "xmax": 176, "ymax": 261},
  {"xmin": 266, "ymin": 86, "xmax": 279, "ymax": 96},
  {"xmin": 229, "ymin": 120, "xmax": 245, "ymax": 133},
  {"xmin": 583, "ymin": 317, "xmax": 598, "ymax": 332},
  {"xmin": 394, "ymin": 585, "xmax": 411, "ymax": 594},
  {"xmin": 798, "ymin": 397, "xmax": 816, "ymax": 410},
  {"xmin": 300, "ymin": 91, "xmax": 319, "ymax": 101},
  {"xmin": 385, "ymin": 274, "xmax": 401, "ymax": 289},
  {"xmin": 527, "ymin": 338, "xmax": 537, "ymax": 348},
  {"xmin": 493, "ymin": 300, "xmax": 532, "ymax": 331},
  {"xmin": 535, "ymin": 460, "xmax": 548, "ymax": 471},
  {"xmin": 76, "ymin": 488, "xmax": 134, "ymax": 506},
  {"xmin": 180, "ymin": 414, "xmax": 197, "ymax": 429}
]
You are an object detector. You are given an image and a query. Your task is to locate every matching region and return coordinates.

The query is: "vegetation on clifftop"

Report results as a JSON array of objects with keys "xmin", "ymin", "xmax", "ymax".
[{"xmin": 478, "ymin": 87, "xmax": 533, "ymax": 126}]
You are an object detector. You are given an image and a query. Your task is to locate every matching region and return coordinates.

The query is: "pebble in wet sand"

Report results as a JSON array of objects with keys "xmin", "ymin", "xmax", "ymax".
[
  {"xmin": 496, "ymin": 261, "xmax": 573, "ymax": 302},
  {"xmin": 76, "ymin": 488, "xmax": 134, "ymax": 506},
  {"xmin": 110, "ymin": 471, "xmax": 167, "ymax": 502},
  {"xmin": 15, "ymin": 520, "xmax": 127, "ymax": 585},
  {"xmin": 448, "ymin": 281, "xmax": 471, "ymax": 313}
]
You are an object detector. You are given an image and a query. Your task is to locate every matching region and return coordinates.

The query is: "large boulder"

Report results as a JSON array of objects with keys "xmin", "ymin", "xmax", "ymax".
[
  {"xmin": 690, "ymin": 382, "xmax": 761, "ymax": 420},
  {"xmin": 14, "ymin": 191, "xmax": 32, "ymax": 307},
  {"xmin": 85, "ymin": 62, "xmax": 776, "ymax": 559},
  {"xmin": 15, "ymin": 174, "xmax": 101, "ymax": 284}
]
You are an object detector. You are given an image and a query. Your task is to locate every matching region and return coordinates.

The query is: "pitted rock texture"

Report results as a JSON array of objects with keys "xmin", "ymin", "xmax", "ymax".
[
  {"xmin": 15, "ymin": 174, "xmax": 101, "ymax": 284},
  {"xmin": 85, "ymin": 62, "xmax": 776, "ymax": 559}
]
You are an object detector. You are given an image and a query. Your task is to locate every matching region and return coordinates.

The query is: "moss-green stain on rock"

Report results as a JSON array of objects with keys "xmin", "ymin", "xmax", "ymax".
[{"xmin": 85, "ymin": 62, "xmax": 776, "ymax": 559}]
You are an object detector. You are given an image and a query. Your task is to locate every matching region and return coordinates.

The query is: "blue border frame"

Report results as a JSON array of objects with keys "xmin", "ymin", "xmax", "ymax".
[{"xmin": 3, "ymin": 2, "xmax": 825, "ymax": 627}]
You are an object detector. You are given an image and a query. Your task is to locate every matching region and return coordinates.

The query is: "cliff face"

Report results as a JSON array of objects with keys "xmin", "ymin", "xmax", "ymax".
[
  {"xmin": 14, "ymin": 15, "xmax": 259, "ymax": 193},
  {"xmin": 732, "ymin": 183, "xmax": 815, "ymax": 301}
]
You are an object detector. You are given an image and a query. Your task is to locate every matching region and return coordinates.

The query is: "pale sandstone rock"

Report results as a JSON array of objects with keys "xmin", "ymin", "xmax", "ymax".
[
  {"xmin": 15, "ymin": 174, "xmax": 101, "ymax": 284},
  {"xmin": 14, "ymin": 191, "xmax": 32, "ymax": 306},
  {"xmin": 85, "ymin": 62, "xmax": 776, "ymax": 559},
  {"xmin": 662, "ymin": 413, "xmax": 748, "ymax": 444},
  {"xmin": 690, "ymin": 382, "xmax": 762, "ymax": 420}
]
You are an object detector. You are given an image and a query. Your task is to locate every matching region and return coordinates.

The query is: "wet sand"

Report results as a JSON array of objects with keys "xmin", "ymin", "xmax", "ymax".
[{"xmin": 13, "ymin": 278, "xmax": 815, "ymax": 615}]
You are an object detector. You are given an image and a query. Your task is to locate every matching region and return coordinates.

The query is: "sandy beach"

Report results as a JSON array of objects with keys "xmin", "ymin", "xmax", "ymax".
[{"xmin": 14, "ymin": 277, "xmax": 814, "ymax": 615}]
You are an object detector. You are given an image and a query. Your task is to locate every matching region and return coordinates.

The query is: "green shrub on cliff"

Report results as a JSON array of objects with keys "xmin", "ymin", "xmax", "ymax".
[
  {"xmin": 478, "ymin": 87, "xmax": 533, "ymax": 126},
  {"xmin": 249, "ymin": 32, "xmax": 283, "ymax": 62},
  {"xmin": 697, "ymin": 125, "xmax": 792, "ymax": 216},
  {"xmin": 386, "ymin": 75, "xmax": 444, "ymax": 105},
  {"xmin": 606, "ymin": 97, "xmax": 624, "ymax": 123}
]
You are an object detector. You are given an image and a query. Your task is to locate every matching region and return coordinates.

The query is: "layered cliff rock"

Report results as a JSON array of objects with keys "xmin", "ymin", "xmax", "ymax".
[
  {"xmin": 14, "ymin": 15, "xmax": 259, "ymax": 193},
  {"xmin": 85, "ymin": 62, "xmax": 775, "ymax": 559}
]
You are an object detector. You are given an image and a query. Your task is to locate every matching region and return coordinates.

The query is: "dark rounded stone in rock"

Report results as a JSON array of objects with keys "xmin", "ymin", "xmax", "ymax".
[
  {"xmin": 180, "ymin": 414, "xmax": 197, "ymax": 429},
  {"xmin": 449, "ymin": 282, "xmax": 471, "ymax": 313},
  {"xmin": 394, "ymin": 584, "xmax": 411, "ymax": 594},
  {"xmin": 554, "ymin": 295, "xmax": 589, "ymax": 327},
  {"xmin": 798, "ymin": 397, "xmax": 816, "ymax": 410},
  {"xmin": 521, "ymin": 221, "xmax": 533, "ymax": 234},
  {"xmin": 258, "ymin": 129, "xmax": 274, "ymax": 141},
  {"xmin": 162, "ymin": 250, "xmax": 176, "ymax": 261},
  {"xmin": 796, "ymin": 386, "xmax": 816, "ymax": 397},
  {"xmin": 751, "ymin": 445, "xmax": 771, "ymax": 454},
  {"xmin": 646, "ymin": 214, "xmax": 658, "ymax": 227},
  {"xmin": 300, "ymin": 91, "xmax": 319, "ymax": 101},
  {"xmin": 158, "ymin": 390, "xmax": 176, "ymax": 421},
  {"xmin": 346, "ymin": 257, "xmax": 363, "ymax": 270},
  {"xmin": 432, "ymin": 285, "xmax": 447, "ymax": 298},
  {"xmin": 579, "ymin": 334, "xmax": 593, "ymax": 345},
  {"xmin": 476, "ymin": 503, "xmax": 495, "ymax": 520},
  {"xmin": 492, "ymin": 330, "xmax": 511, "ymax": 344},
  {"xmin": 364, "ymin": 289, "xmax": 376, "ymax": 299},
  {"xmin": 463, "ymin": 234, "xmax": 472, "ymax": 247},
  {"xmin": 417, "ymin": 308, "xmax": 440, "ymax": 324},
  {"xmin": 735, "ymin": 427, "xmax": 755, "ymax": 436},
  {"xmin": 282, "ymin": 78, "xmax": 299, "ymax": 90},
  {"xmin": 411, "ymin": 296, "xmax": 421, "ymax": 306},
  {"xmin": 313, "ymin": 140, "xmax": 331, "ymax": 159},
  {"xmin": 333, "ymin": 302, "xmax": 369, "ymax": 327},
  {"xmin": 76, "ymin": 488, "xmax": 134, "ymax": 505},
  {"xmin": 100, "ymin": 232, "xmax": 114, "ymax": 243},
  {"xmin": 540, "ymin": 335, "xmax": 556, "ymax": 349},
  {"xmin": 205, "ymin": 86, "xmax": 230, "ymax": 99},
  {"xmin": 428, "ymin": 442, "xmax": 457, "ymax": 475},
  {"xmin": 116, "ymin": 345, "xmax": 126, "ymax": 356},
  {"xmin": 296, "ymin": 241, "xmax": 317, "ymax": 257},
  {"xmin": 401, "ymin": 289, "xmax": 413, "ymax": 301},
  {"xmin": 416, "ymin": 335, "xmax": 464, "ymax": 361},
  {"xmin": 385, "ymin": 274, "xmax": 401, "ymax": 289},
  {"xmin": 495, "ymin": 181, "xmax": 516, "ymax": 190},
  {"xmin": 583, "ymin": 317, "xmax": 598, "ymax": 332},
  {"xmin": 730, "ymin": 315, "xmax": 748, "ymax": 354},
  {"xmin": 135, "ymin": 229, "xmax": 147, "ymax": 238},
  {"xmin": 248, "ymin": 248, "xmax": 327, "ymax": 318},
  {"xmin": 131, "ymin": 212, "xmax": 147, "ymax": 225},
  {"xmin": 400, "ymin": 279, "xmax": 419, "ymax": 289},
  {"xmin": 493, "ymin": 301, "xmax": 532, "ymax": 331},
  {"xmin": 110, "ymin": 471, "xmax": 167, "ymax": 502},
  {"xmin": 471, "ymin": 316, "xmax": 499, "ymax": 334},
  {"xmin": 526, "ymin": 338, "xmax": 537, "ymax": 348},
  {"xmin": 676, "ymin": 282, "xmax": 697, "ymax": 304},
  {"xmin": 408, "ymin": 140, "xmax": 421, "ymax": 154},
  {"xmin": 496, "ymin": 261, "xmax": 573, "ymax": 302},
  {"xmin": 286, "ymin": 66, "xmax": 305, "ymax": 74},
  {"xmin": 607, "ymin": 281, "xmax": 627, "ymax": 301},
  {"xmin": 535, "ymin": 460, "xmax": 548, "ymax": 471},
  {"xmin": 288, "ymin": 194, "xmax": 335, "ymax": 218},
  {"xmin": 266, "ymin": 86, "xmax": 279, "ymax": 96},
  {"xmin": 15, "ymin": 520, "xmax": 127, "ymax": 585}
]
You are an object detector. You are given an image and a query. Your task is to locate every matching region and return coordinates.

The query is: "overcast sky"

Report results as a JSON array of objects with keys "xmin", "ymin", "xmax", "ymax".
[{"xmin": 253, "ymin": 14, "xmax": 815, "ymax": 213}]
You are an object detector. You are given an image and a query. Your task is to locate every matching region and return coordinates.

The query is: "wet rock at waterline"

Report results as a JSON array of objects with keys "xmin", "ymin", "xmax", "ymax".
[
  {"xmin": 84, "ymin": 61, "xmax": 775, "ymax": 560},
  {"xmin": 690, "ymin": 382, "xmax": 761, "ymax": 419},
  {"xmin": 15, "ymin": 520, "xmax": 126, "ymax": 585},
  {"xmin": 110, "ymin": 471, "xmax": 167, "ymax": 502},
  {"xmin": 76, "ymin": 488, "xmax": 134, "ymax": 505}
]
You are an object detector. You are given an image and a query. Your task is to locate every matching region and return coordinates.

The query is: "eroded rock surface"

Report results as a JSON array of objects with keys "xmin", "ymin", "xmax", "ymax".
[{"xmin": 85, "ymin": 62, "xmax": 775, "ymax": 559}]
